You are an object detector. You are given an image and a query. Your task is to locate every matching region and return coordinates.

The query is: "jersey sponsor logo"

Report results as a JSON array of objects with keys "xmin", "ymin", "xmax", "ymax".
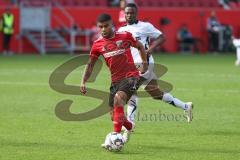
[{"xmin": 103, "ymin": 49, "xmax": 125, "ymax": 58}]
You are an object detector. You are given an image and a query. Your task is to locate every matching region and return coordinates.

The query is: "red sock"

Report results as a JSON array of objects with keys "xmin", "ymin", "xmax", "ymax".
[
  {"xmin": 123, "ymin": 119, "xmax": 133, "ymax": 131},
  {"xmin": 113, "ymin": 106, "xmax": 124, "ymax": 133}
]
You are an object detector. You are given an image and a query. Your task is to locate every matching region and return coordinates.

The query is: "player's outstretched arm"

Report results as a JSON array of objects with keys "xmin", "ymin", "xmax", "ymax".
[
  {"xmin": 135, "ymin": 40, "xmax": 148, "ymax": 73},
  {"xmin": 80, "ymin": 57, "xmax": 98, "ymax": 94},
  {"xmin": 147, "ymin": 34, "xmax": 166, "ymax": 56}
]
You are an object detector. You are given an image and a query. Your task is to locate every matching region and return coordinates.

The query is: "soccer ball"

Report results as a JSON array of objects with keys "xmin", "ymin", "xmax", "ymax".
[
  {"xmin": 110, "ymin": 132, "xmax": 124, "ymax": 150},
  {"xmin": 104, "ymin": 132, "xmax": 124, "ymax": 151}
]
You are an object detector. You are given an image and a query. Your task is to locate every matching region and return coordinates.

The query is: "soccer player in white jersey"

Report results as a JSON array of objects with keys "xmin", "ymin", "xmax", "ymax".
[
  {"xmin": 232, "ymin": 36, "xmax": 240, "ymax": 66},
  {"xmin": 118, "ymin": 3, "xmax": 193, "ymax": 130}
]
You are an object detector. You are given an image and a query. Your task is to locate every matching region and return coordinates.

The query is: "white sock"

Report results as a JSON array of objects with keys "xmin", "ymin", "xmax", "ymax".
[
  {"xmin": 162, "ymin": 93, "xmax": 187, "ymax": 110},
  {"xmin": 127, "ymin": 95, "xmax": 138, "ymax": 123}
]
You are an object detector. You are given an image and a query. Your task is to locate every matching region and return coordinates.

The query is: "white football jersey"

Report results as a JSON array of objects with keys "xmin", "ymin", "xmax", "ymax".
[{"xmin": 118, "ymin": 21, "xmax": 162, "ymax": 64}]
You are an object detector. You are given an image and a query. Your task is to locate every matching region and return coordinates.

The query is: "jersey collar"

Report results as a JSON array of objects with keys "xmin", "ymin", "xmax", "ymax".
[{"xmin": 127, "ymin": 20, "xmax": 139, "ymax": 25}]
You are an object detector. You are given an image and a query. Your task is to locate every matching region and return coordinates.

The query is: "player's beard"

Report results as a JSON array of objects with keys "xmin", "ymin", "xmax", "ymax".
[{"xmin": 102, "ymin": 31, "xmax": 114, "ymax": 39}]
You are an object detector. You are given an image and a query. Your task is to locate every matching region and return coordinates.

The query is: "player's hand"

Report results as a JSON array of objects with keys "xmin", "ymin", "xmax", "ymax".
[
  {"xmin": 141, "ymin": 62, "xmax": 148, "ymax": 74},
  {"xmin": 146, "ymin": 49, "xmax": 153, "ymax": 57},
  {"xmin": 80, "ymin": 83, "xmax": 87, "ymax": 95}
]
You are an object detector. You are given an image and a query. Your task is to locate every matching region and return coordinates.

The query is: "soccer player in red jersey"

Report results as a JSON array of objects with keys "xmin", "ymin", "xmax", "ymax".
[{"xmin": 80, "ymin": 13, "xmax": 148, "ymax": 146}]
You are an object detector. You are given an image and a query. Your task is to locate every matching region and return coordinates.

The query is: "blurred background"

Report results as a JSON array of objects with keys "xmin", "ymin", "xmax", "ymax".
[{"xmin": 0, "ymin": 0, "xmax": 239, "ymax": 55}]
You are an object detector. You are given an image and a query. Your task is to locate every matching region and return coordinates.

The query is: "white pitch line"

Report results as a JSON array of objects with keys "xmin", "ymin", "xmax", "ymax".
[
  {"xmin": 175, "ymin": 88, "xmax": 240, "ymax": 94},
  {"xmin": 0, "ymin": 69, "xmax": 239, "ymax": 78},
  {"xmin": 167, "ymin": 73, "xmax": 240, "ymax": 78},
  {"xmin": 0, "ymin": 81, "xmax": 48, "ymax": 86},
  {"xmin": 0, "ymin": 81, "xmax": 239, "ymax": 94}
]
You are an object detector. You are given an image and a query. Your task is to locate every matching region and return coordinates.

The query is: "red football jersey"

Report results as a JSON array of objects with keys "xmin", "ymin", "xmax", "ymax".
[{"xmin": 90, "ymin": 31, "xmax": 139, "ymax": 82}]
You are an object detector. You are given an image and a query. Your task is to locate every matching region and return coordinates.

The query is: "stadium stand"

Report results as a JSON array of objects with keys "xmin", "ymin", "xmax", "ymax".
[
  {"xmin": 135, "ymin": 0, "xmax": 221, "ymax": 7},
  {"xmin": 2, "ymin": 0, "xmax": 240, "ymax": 8},
  {"xmin": 1, "ymin": 0, "xmax": 224, "ymax": 8}
]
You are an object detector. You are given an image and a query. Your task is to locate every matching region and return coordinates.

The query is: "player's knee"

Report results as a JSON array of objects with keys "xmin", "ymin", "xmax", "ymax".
[
  {"xmin": 145, "ymin": 87, "xmax": 164, "ymax": 100},
  {"xmin": 114, "ymin": 92, "xmax": 127, "ymax": 106},
  {"xmin": 114, "ymin": 93, "xmax": 123, "ymax": 106},
  {"xmin": 145, "ymin": 85, "xmax": 161, "ymax": 94}
]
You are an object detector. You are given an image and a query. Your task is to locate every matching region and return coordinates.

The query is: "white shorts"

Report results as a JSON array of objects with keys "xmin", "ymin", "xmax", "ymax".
[
  {"xmin": 137, "ymin": 55, "xmax": 157, "ymax": 89},
  {"xmin": 130, "ymin": 48, "xmax": 158, "ymax": 88}
]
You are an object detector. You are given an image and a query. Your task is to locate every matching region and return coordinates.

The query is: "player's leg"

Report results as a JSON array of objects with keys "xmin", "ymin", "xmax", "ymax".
[
  {"xmin": 113, "ymin": 90, "xmax": 135, "ymax": 143},
  {"xmin": 145, "ymin": 79, "xmax": 186, "ymax": 109},
  {"xmin": 112, "ymin": 90, "xmax": 128, "ymax": 133},
  {"xmin": 108, "ymin": 81, "xmax": 133, "ymax": 132},
  {"xmin": 102, "ymin": 89, "xmax": 131, "ymax": 148},
  {"xmin": 3, "ymin": 34, "xmax": 8, "ymax": 55},
  {"xmin": 121, "ymin": 94, "xmax": 137, "ymax": 132},
  {"xmin": 119, "ymin": 77, "xmax": 141, "ymax": 143},
  {"xmin": 236, "ymin": 48, "xmax": 240, "ymax": 66},
  {"xmin": 108, "ymin": 84, "xmax": 115, "ymax": 121},
  {"xmin": 126, "ymin": 94, "xmax": 138, "ymax": 124},
  {"xmin": 233, "ymin": 39, "xmax": 240, "ymax": 66},
  {"xmin": 103, "ymin": 83, "xmax": 123, "ymax": 148},
  {"xmin": 145, "ymin": 79, "xmax": 193, "ymax": 122},
  {"xmin": 125, "ymin": 76, "xmax": 148, "ymax": 128}
]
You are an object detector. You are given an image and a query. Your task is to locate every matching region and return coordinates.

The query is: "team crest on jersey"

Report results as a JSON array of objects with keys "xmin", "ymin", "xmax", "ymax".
[
  {"xmin": 116, "ymin": 40, "xmax": 123, "ymax": 48},
  {"xmin": 119, "ymin": 40, "xmax": 131, "ymax": 49}
]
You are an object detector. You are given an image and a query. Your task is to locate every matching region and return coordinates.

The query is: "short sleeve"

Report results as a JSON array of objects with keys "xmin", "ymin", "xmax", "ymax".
[
  {"xmin": 145, "ymin": 23, "xmax": 162, "ymax": 39},
  {"xmin": 90, "ymin": 43, "xmax": 100, "ymax": 59},
  {"xmin": 125, "ymin": 31, "xmax": 138, "ymax": 47}
]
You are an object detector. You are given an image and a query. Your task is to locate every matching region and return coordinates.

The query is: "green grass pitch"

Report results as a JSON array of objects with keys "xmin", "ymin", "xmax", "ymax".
[{"xmin": 0, "ymin": 54, "xmax": 240, "ymax": 160}]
